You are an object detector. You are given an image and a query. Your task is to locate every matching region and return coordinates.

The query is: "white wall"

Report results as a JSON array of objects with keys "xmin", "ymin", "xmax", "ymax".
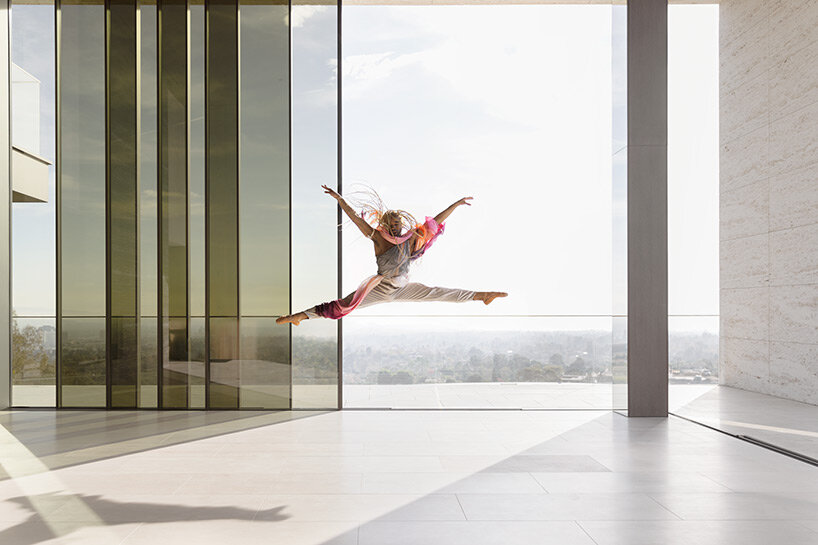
[{"xmin": 720, "ymin": 0, "xmax": 818, "ymax": 405}]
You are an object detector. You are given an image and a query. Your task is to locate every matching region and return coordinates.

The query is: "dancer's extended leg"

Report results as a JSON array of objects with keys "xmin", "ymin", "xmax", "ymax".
[
  {"xmin": 387, "ymin": 283, "xmax": 507, "ymax": 305},
  {"xmin": 276, "ymin": 281, "xmax": 398, "ymax": 325}
]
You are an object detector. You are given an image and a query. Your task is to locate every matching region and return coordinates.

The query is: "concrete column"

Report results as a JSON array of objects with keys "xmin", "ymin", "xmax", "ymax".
[
  {"xmin": 1, "ymin": 0, "xmax": 11, "ymax": 409},
  {"xmin": 627, "ymin": 0, "xmax": 668, "ymax": 416}
]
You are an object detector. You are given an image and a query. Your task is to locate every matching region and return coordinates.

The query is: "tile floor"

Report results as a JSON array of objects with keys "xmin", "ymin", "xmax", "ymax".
[
  {"xmin": 0, "ymin": 409, "xmax": 817, "ymax": 545},
  {"xmin": 672, "ymin": 385, "xmax": 818, "ymax": 461}
]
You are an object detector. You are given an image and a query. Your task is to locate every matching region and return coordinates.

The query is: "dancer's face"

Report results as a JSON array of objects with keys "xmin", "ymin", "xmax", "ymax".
[{"xmin": 385, "ymin": 213, "xmax": 402, "ymax": 236}]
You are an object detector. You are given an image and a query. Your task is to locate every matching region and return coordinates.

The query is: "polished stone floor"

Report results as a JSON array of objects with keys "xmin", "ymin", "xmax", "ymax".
[
  {"xmin": 673, "ymin": 385, "xmax": 818, "ymax": 461},
  {"xmin": 1, "ymin": 409, "xmax": 817, "ymax": 545}
]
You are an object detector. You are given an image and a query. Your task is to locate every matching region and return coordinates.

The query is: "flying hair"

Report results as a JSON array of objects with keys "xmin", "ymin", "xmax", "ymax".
[{"xmin": 344, "ymin": 184, "xmax": 418, "ymax": 236}]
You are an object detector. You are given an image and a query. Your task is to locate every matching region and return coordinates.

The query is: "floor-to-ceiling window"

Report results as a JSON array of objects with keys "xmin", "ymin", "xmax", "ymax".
[
  {"xmin": 9, "ymin": 0, "xmax": 340, "ymax": 409},
  {"xmin": 10, "ymin": 1, "xmax": 57, "ymax": 407},
  {"xmin": 667, "ymin": 4, "xmax": 719, "ymax": 409},
  {"xmin": 341, "ymin": 5, "xmax": 615, "ymax": 409}
]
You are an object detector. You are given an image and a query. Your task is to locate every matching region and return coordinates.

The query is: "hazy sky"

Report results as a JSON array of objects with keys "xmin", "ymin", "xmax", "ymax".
[
  {"xmin": 10, "ymin": 4, "xmax": 719, "ymax": 333},
  {"xmin": 342, "ymin": 5, "xmax": 719, "ymax": 329}
]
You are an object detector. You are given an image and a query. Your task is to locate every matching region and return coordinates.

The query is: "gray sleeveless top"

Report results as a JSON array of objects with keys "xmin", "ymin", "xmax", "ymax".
[{"xmin": 376, "ymin": 239, "xmax": 413, "ymax": 282}]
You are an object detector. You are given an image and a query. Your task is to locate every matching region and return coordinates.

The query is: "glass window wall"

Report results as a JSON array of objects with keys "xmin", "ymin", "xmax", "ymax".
[
  {"xmin": 10, "ymin": 1, "xmax": 57, "ymax": 406},
  {"xmin": 291, "ymin": 0, "xmax": 340, "ymax": 409}
]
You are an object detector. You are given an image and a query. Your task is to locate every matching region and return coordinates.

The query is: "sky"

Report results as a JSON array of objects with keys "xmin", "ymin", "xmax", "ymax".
[
  {"xmin": 341, "ymin": 5, "xmax": 719, "ymax": 329},
  {"xmin": 9, "ymin": 4, "xmax": 719, "ymax": 333}
]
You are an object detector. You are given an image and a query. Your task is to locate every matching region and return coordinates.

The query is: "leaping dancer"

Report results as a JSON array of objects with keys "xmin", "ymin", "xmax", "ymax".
[{"xmin": 276, "ymin": 185, "xmax": 508, "ymax": 326}]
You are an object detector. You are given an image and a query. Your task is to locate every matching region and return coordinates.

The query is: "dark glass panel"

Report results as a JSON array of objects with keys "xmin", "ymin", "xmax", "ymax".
[
  {"xmin": 190, "ymin": 4, "xmax": 206, "ymax": 317},
  {"xmin": 139, "ymin": 317, "xmax": 158, "ymax": 407},
  {"xmin": 189, "ymin": 317, "xmax": 206, "ymax": 408},
  {"xmin": 159, "ymin": 0, "xmax": 187, "ymax": 319},
  {"xmin": 162, "ymin": 316, "xmax": 188, "ymax": 408},
  {"xmin": 60, "ymin": 0, "xmax": 106, "ymax": 316},
  {"xmin": 108, "ymin": 0, "xmax": 138, "ymax": 318},
  {"xmin": 206, "ymin": 0, "xmax": 239, "ymax": 318},
  {"xmin": 110, "ymin": 317, "xmax": 138, "ymax": 407},
  {"xmin": 108, "ymin": 0, "xmax": 139, "ymax": 408},
  {"xmin": 239, "ymin": 317, "xmax": 289, "ymax": 409},
  {"xmin": 239, "ymin": 0, "xmax": 289, "ymax": 317},
  {"xmin": 159, "ymin": 0, "xmax": 188, "ymax": 407},
  {"xmin": 60, "ymin": 317, "xmax": 106, "ymax": 407},
  {"xmin": 140, "ymin": 3, "xmax": 158, "ymax": 317},
  {"xmin": 209, "ymin": 317, "xmax": 239, "ymax": 408},
  {"xmin": 139, "ymin": 3, "xmax": 159, "ymax": 407}
]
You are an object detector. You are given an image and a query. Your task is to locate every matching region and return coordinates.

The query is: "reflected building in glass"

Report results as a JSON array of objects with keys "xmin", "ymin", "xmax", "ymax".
[{"xmin": 8, "ymin": 0, "xmax": 340, "ymax": 409}]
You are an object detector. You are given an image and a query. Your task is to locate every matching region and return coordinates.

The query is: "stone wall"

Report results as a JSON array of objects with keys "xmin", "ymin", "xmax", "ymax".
[{"xmin": 720, "ymin": 0, "xmax": 818, "ymax": 404}]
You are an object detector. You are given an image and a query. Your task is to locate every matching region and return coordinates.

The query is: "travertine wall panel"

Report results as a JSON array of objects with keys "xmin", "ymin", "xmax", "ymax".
[
  {"xmin": 770, "ymin": 342, "xmax": 818, "ymax": 405},
  {"xmin": 721, "ymin": 338, "xmax": 770, "ymax": 394},
  {"xmin": 720, "ymin": 18, "xmax": 769, "ymax": 94},
  {"xmin": 770, "ymin": 225, "xmax": 818, "ymax": 286},
  {"xmin": 720, "ymin": 126, "xmax": 768, "ymax": 193},
  {"xmin": 769, "ymin": 285, "xmax": 818, "ymax": 345},
  {"xmin": 769, "ymin": 101, "xmax": 818, "ymax": 176},
  {"xmin": 721, "ymin": 287, "xmax": 769, "ymax": 341},
  {"xmin": 720, "ymin": 73, "xmax": 768, "ymax": 144},
  {"xmin": 769, "ymin": 163, "xmax": 818, "ymax": 230},
  {"xmin": 720, "ymin": 235, "xmax": 768, "ymax": 289},
  {"xmin": 720, "ymin": 179, "xmax": 768, "ymax": 241},
  {"xmin": 769, "ymin": 39, "xmax": 818, "ymax": 119},
  {"xmin": 721, "ymin": 0, "xmax": 818, "ymax": 405},
  {"xmin": 769, "ymin": 1, "xmax": 818, "ymax": 62}
]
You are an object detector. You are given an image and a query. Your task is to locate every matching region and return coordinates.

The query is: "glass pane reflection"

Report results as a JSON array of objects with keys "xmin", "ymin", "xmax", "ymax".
[
  {"xmin": 239, "ymin": 0, "xmax": 289, "ymax": 317},
  {"xmin": 60, "ymin": 0, "xmax": 106, "ymax": 317},
  {"xmin": 209, "ymin": 317, "xmax": 239, "ymax": 408},
  {"xmin": 12, "ymin": 317, "xmax": 56, "ymax": 407},
  {"xmin": 60, "ymin": 317, "xmax": 106, "ymax": 407},
  {"xmin": 240, "ymin": 318, "xmax": 289, "ymax": 409}
]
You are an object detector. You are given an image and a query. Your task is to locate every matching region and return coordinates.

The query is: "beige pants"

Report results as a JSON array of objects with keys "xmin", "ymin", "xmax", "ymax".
[{"xmin": 305, "ymin": 280, "xmax": 475, "ymax": 318}]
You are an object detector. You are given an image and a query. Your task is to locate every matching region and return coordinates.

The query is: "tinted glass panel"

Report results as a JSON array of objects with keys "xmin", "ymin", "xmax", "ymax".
[
  {"xmin": 60, "ymin": 0, "xmax": 105, "ymax": 317},
  {"xmin": 239, "ymin": 0, "xmax": 289, "ymax": 317},
  {"xmin": 60, "ymin": 317, "xmax": 106, "ymax": 407},
  {"xmin": 207, "ymin": 0, "xmax": 238, "ymax": 318}
]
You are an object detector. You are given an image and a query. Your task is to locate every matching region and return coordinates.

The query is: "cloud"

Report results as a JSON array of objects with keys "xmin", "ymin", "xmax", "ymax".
[{"xmin": 287, "ymin": 5, "xmax": 329, "ymax": 29}]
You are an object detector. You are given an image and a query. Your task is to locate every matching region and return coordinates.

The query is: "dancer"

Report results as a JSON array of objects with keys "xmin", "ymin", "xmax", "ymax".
[{"xmin": 276, "ymin": 185, "xmax": 507, "ymax": 326}]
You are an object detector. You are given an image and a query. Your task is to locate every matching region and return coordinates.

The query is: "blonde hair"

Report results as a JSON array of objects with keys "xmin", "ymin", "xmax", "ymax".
[{"xmin": 346, "ymin": 185, "xmax": 417, "ymax": 235}]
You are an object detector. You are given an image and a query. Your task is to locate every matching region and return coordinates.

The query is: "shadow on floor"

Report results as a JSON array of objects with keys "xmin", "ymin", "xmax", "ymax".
[
  {"xmin": 0, "ymin": 492, "xmax": 290, "ymax": 545},
  {"xmin": 0, "ymin": 409, "xmax": 331, "ymax": 479}
]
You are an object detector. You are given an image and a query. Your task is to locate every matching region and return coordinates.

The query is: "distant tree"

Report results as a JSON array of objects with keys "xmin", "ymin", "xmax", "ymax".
[
  {"xmin": 549, "ymin": 353, "xmax": 564, "ymax": 367},
  {"xmin": 566, "ymin": 357, "xmax": 587, "ymax": 375},
  {"xmin": 12, "ymin": 317, "xmax": 52, "ymax": 382},
  {"xmin": 466, "ymin": 374, "xmax": 483, "ymax": 383},
  {"xmin": 393, "ymin": 371, "xmax": 414, "ymax": 384}
]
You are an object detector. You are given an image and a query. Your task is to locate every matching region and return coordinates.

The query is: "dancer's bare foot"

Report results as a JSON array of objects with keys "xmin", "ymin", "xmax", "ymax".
[
  {"xmin": 276, "ymin": 312, "xmax": 308, "ymax": 326},
  {"xmin": 473, "ymin": 291, "xmax": 508, "ymax": 305}
]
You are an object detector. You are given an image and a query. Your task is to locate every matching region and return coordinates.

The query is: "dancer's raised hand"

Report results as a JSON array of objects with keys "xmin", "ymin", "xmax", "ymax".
[
  {"xmin": 434, "ymin": 196, "xmax": 474, "ymax": 224},
  {"xmin": 322, "ymin": 184, "xmax": 341, "ymax": 201},
  {"xmin": 323, "ymin": 184, "xmax": 376, "ymax": 239}
]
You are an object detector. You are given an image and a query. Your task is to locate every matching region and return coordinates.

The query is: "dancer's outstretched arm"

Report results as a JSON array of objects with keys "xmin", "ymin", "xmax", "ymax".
[
  {"xmin": 434, "ymin": 197, "xmax": 473, "ymax": 224},
  {"xmin": 322, "ymin": 184, "xmax": 375, "ymax": 238}
]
